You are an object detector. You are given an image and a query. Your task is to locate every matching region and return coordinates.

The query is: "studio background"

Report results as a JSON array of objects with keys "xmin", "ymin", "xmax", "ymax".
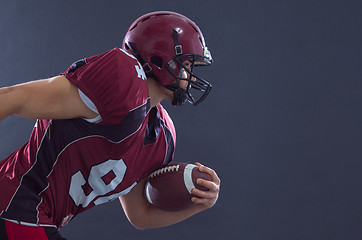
[{"xmin": 0, "ymin": 0, "xmax": 361, "ymax": 239}]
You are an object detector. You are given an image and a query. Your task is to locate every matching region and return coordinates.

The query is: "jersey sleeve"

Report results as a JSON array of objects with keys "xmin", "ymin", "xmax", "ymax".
[{"xmin": 60, "ymin": 48, "xmax": 149, "ymax": 125}]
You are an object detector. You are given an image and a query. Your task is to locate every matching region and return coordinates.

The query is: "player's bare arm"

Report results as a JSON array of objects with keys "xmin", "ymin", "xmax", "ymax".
[
  {"xmin": 119, "ymin": 163, "xmax": 220, "ymax": 230},
  {"xmin": 0, "ymin": 75, "xmax": 98, "ymax": 121}
]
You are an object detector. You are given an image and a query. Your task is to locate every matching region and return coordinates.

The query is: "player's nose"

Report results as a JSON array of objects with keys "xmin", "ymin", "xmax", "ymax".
[{"xmin": 181, "ymin": 69, "xmax": 196, "ymax": 82}]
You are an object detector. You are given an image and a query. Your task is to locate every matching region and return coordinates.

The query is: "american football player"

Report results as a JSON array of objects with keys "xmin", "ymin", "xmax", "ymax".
[{"xmin": 0, "ymin": 11, "xmax": 220, "ymax": 239}]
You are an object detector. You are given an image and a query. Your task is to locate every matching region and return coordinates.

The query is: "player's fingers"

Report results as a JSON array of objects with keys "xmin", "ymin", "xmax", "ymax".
[
  {"xmin": 191, "ymin": 195, "xmax": 215, "ymax": 205},
  {"xmin": 191, "ymin": 196, "xmax": 206, "ymax": 204},
  {"xmin": 196, "ymin": 178, "xmax": 219, "ymax": 192},
  {"xmin": 192, "ymin": 187, "xmax": 217, "ymax": 199},
  {"xmin": 195, "ymin": 162, "xmax": 221, "ymax": 185}
]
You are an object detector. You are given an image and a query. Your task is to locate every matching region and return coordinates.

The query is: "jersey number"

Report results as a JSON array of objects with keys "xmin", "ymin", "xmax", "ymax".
[{"xmin": 69, "ymin": 159, "xmax": 134, "ymax": 208}]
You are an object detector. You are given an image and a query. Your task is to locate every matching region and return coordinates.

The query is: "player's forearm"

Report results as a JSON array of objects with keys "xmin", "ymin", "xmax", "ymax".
[
  {"xmin": 120, "ymin": 178, "xmax": 209, "ymax": 230},
  {"xmin": 130, "ymin": 202, "xmax": 207, "ymax": 230},
  {"xmin": 120, "ymin": 164, "xmax": 220, "ymax": 230}
]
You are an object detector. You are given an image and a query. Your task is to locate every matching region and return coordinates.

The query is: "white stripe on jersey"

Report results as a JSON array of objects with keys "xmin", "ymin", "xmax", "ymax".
[{"xmin": 78, "ymin": 89, "xmax": 102, "ymax": 123}]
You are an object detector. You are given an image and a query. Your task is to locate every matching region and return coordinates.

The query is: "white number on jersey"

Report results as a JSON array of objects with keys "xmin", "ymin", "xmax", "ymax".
[
  {"xmin": 135, "ymin": 61, "xmax": 147, "ymax": 80},
  {"xmin": 69, "ymin": 158, "xmax": 136, "ymax": 208}
]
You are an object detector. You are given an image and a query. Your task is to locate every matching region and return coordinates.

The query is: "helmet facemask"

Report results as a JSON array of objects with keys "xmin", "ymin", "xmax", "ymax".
[
  {"xmin": 163, "ymin": 29, "xmax": 212, "ymax": 106},
  {"xmin": 165, "ymin": 51, "xmax": 212, "ymax": 106}
]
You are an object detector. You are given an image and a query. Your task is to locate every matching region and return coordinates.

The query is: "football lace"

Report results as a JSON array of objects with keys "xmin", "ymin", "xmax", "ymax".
[{"xmin": 149, "ymin": 165, "xmax": 180, "ymax": 178}]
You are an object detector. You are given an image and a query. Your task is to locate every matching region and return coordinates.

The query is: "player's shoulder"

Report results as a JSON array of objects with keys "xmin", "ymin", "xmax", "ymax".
[
  {"xmin": 108, "ymin": 47, "xmax": 138, "ymax": 62},
  {"xmin": 69, "ymin": 48, "xmax": 148, "ymax": 125},
  {"xmin": 85, "ymin": 47, "xmax": 137, "ymax": 66}
]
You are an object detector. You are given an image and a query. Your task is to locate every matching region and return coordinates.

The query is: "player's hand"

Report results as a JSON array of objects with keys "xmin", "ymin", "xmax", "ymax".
[{"xmin": 191, "ymin": 162, "xmax": 220, "ymax": 209}]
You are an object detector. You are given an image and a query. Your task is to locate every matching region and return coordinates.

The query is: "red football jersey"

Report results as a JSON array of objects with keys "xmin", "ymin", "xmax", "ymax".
[{"xmin": 0, "ymin": 48, "xmax": 176, "ymax": 229}]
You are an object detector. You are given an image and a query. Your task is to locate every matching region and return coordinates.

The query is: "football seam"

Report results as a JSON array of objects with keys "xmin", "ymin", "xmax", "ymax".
[{"xmin": 149, "ymin": 164, "xmax": 180, "ymax": 178}]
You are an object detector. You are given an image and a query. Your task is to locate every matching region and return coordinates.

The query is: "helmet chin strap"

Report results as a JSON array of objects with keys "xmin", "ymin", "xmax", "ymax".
[{"xmin": 170, "ymin": 29, "xmax": 188, "ymax": 106}]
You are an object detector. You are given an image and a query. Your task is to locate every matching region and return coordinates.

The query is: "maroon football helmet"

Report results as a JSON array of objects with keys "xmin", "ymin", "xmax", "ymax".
[{"xmin": 122, "ymin": 11, "xmax": 213, "ymax": 106}]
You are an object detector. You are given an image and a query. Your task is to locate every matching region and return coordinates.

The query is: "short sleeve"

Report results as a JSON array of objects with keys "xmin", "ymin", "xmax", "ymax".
[{"xmin": 60, "ymin": 48, "xmax": 149, "ymax": 125}]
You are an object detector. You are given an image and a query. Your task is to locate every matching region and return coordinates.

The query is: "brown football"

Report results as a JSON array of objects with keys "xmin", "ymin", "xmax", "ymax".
[{"xmin": 145, "ymin": 163, "xmax": 212, "ymax": 211}]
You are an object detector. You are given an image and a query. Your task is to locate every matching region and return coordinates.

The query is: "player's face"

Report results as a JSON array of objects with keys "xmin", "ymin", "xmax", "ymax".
[{"xmin": 178, "ymin": 61, "xmax": 196, "ymax": 91}]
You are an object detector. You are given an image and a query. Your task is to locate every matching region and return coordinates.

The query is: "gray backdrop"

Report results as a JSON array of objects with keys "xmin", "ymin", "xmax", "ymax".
[{"xmin": 0, "ymin": 0, "xmax": 361, "ymax": 239}]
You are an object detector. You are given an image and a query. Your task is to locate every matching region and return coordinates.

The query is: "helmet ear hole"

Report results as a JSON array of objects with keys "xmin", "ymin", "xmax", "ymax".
[{"xmin": 150, "ymin": 56, "xmax": 163, "ymax": 69}]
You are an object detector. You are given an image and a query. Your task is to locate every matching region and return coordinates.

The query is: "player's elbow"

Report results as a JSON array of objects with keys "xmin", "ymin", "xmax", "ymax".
[
  {"xmin": 125, "ymin": 207, "xmax": 163, "ymax": 230},
  {"xmin": 132, "ymin": 223, "xmax": 149, "ymax": 231},
  {"xmin": 126, "ymin": 215, "xmax": 152, "ymax": 230}
]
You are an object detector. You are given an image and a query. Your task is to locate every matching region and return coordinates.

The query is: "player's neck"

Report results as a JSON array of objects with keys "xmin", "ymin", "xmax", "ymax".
[{"xmin": 147, "ymin": 78, "xmax": 173, "ymax": 107}]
